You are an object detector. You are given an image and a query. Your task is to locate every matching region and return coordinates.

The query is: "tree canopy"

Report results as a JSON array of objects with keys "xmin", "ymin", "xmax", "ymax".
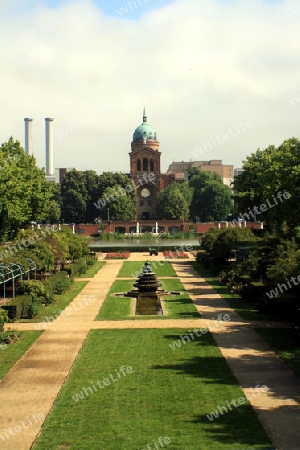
[
  {"xmin": 233, "ymin": 138, "xmax": 298, "ymax": 234},
  {"xmin": 0, "ymin": 138, "xmax": 53, "ymax": 240},
  {"xmin": 157, "ymin": 182, "xmax": 193, "ymax": 220}
]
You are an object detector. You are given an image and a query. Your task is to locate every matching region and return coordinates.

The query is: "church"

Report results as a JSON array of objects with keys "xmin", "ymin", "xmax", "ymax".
[{"xmin": 129, "ymin": 108, "xmax": 174, "ymax": 220}]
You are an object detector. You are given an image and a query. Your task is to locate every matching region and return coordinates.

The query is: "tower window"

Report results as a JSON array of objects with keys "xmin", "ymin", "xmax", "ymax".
[
  {"xmin": 143, "ymin": 158, "xmax": 148, "ymax": 171},
  {"xmin": 137, "ymin": 159, "xmax": 141, "ymax": 171},
  {"xmin": 150, "ymin": 159, "xmax": 154, "ymax": 171}
]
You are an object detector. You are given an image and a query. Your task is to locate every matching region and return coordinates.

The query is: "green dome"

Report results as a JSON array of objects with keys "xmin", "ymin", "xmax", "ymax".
[{"xmin": 133, "ymin": 109, "xmax": 157, "ymax": 142}]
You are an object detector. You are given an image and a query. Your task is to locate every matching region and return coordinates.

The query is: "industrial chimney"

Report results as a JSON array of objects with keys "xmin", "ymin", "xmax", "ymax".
[
  {"xmin": 24, "ymin": 118, "xmax": 33, "ymax": 155},
  {"xmin": 45, "ymin": 118, "xmax": 54, "ymax": 176}
]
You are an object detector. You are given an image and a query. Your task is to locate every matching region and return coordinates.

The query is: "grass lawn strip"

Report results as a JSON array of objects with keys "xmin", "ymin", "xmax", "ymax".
[
  {"xmin": 32, "ymin": 329, "xmax": 272, "ymax": 450},
  {"xmin": 76, "ymin": 261, "xmax": 106, "ymax": 278},
  {"xmin": 19, "ymin": 281, "xmax": 88, "ymax": 323},
  {"xmin": 255, "ymin": 327, "xmax": 300, "ymax": 376},
  {"xmin": 0, "ymin": 330, "xmax": 43, "ymax": 379}
]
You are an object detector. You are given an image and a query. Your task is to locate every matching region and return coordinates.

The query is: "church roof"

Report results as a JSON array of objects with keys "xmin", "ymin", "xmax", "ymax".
[{"xmin": 133, "ymin": 108, "xmax": 157, "ymax": 142}]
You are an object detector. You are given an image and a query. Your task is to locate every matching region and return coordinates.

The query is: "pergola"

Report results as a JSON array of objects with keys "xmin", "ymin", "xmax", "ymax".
[{"xmin": 0, "ymin": 258, "xmax": 36, "ymax": 300}]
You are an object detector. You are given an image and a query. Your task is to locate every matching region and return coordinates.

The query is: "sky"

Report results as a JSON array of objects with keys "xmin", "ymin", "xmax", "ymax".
[{"xmin": 1, "ymin": 0, "xmax": 300, "ymax": 174}]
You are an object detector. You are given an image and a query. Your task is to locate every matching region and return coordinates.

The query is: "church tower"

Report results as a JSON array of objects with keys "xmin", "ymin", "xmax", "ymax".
[{"xmin": 130, "ymin": 108, "xmax": 161, "ymax": 220}]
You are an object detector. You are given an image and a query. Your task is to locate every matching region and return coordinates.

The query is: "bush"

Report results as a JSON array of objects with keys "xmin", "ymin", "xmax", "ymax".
[
  {"xmin": 64, "ymin": 259, "xmax": 87, "ymax": 276},
  {"xmin": 86, "ymin": 255, "xmax": 96, "ymax": 266},
  {"xmin": 0, "ymin": 308, "xmax": 8, "ymax": 332},
  {"xmin": 44, "ymin": 271, "xmax": 73, "ymax": 295},
  {"xmin": 18, "ymin": 280, "xmax": 54, "ymax": 305}
]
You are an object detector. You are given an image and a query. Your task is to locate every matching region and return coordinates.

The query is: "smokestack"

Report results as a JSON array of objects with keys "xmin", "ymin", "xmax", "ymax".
[
  {"xmin": 45, "ymin": 117, "xmax": 54, "ymax": 176},
  {"xmin": 24, "ymin": 118, "xmax": 33, "ymax": 155}
]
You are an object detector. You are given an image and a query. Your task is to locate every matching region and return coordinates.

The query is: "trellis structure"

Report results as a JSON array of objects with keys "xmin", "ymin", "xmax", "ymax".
[{"xmin": 0, "ymin": 258, "xmax": 36, "ymax": 300}]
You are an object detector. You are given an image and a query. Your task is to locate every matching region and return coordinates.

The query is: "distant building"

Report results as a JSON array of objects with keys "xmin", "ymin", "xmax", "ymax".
[
  {"xmin": 234, "ymin": 167, "xmax": 245, "ymax": 178},
  {"xmin": 55, "ymin": 167, "xmax": 76, "ymax": 184},
  {"xmin": 167, "ymin": 160, "xmax": 234, "ymax": 186},
  {"xmin": 129, "ymin": 109, "xmax": 174, "ymax": 220}
]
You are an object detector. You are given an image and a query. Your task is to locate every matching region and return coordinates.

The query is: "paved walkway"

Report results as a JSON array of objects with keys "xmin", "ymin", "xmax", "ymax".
[{"xmin": 1, "ymin": 254, "xmax": 300, "ymax": 449}]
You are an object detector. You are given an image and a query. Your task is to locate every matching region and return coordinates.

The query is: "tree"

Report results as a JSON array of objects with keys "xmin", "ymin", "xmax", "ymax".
[
  {"xmin": 233, "ymin": 138, "xmax": 298, "ymax": 234},
  {"xmin": 61, "ymin": 189, "xmax": 86, "ymax": 223},
  {"xmin": 189, "ymin": 169, "xmax": 232, "ymax": 221},
  {"xmin": 157, "ymin": 182, "xmax": 193, "ymax": 220},
  {"xmin": 0, "ymin": 138, "xmax": 53, "ymax": 240},
  {"xmin": 97, "ymin": 187, "xmax": 136, "ymax": 220},
  {"xmin": 82, "ymin": 170, "xmax": 101, "ymax": 223},
  {"xmin": 202, "ymin": 227, "xmax": 257, "ymax": 259},
  {"xmin": 61, "ymin": 170, "xmax": 88, "ymax": 223},
  {"xmin": 46, "ymin": 200, "xmax": 61, "ymax": 224}
]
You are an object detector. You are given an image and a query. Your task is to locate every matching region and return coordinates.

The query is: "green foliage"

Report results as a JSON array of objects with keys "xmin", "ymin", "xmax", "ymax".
[
  {"xmin": 266, "ymin": 239, "xmax": 300, "ymax": 284},
  {"xmin": 189, "ymin": 169, "xmax": 233, "ymax": 221},
  {"xmin": 202, "ymin": 228, "xmax": 257, "ymax": 259},
  {"xmin": 18, "ymin": 280, "xmax": 54, "ymax": 305},
  {"xmin": 157, "ymin": 182, "xmax": 193, "ymax": 220},
  {"xmin": 97, "ymin": 186, "xmax": 136, "ymax": 220},
  {"xmin": 0, "ymin": 137, "xmax": 53, "ymax": 240},
  {"xmin": 44, "ymin": 271, "xmax": 73, "ymax": 295},
  {"xmin": 0, "ymin": 308, "xmax": 8, "ymax": 332},
  {"xmin": 234, "ymin": 137, "xmax": 299, "ymax": 234}
]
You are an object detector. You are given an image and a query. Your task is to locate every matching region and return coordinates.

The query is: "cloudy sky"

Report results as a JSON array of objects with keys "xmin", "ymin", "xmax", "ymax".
[{"xmin": 1, "ymin": 0, "xmax": 299, "ymax": 174}]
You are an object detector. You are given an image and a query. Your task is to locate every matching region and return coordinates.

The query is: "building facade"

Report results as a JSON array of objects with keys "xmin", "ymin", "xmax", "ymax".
[
  {"xmin": 167, "ymin": 160, "xmax": 234, "ymax": 186},
  {"xmin": 129, "ymin": 109, "xmax": 174, "ymax": 220}
]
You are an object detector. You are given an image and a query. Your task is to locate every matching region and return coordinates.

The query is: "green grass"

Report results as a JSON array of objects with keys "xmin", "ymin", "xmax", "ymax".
[
  {"xmin": 76, "ymin": 261, "xmax": 106, "ymax": 278},
  {"xmin": 96, "ymin": 280, "xmax": 133, "ymax": 320},
  {"xmin": 32, "ymin": 329, "xmax": 272, "ymax": 450},
  {"xmin": 117, "ymin": 260, "xmax": 177, "ymax": 278},
  {"xmin": 191, "ymin": 262, "xmax": 273, "ymax": 321},
  {"xmin": 96, "ymin": 277, "xmax": 200, "ymax": 320},
  {"xmin": 20, "ymin": 281, "xmax": 88, "ymax": 323},
  {"xmin": 255, "ymin": 327, "xmax": 300, "ymax": 376},
  {"xmin": 0, "ymin": 330, "xmax": 42, "ymax": 379}
]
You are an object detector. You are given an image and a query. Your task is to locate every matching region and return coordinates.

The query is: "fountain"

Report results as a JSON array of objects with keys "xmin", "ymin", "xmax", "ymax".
[{"xmin": 124, "ymin": 261, "xmax": 169, "ymax": 315}]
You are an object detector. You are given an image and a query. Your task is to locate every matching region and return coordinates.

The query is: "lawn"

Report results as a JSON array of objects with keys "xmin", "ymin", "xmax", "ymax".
[
  {"xmin": 32, "ymin": 329, "xmax": 272, "ymax": 450},
  {"xmin": 96, "ymin": 277, "xmax": 200, "ymax": 320},
  {"xmin": 255, "ymin": 327, "xmax": 300, "ymax": 376},
  {"xmin": 20, "ymin": 281, "xmax": 88, "ymax": 322},
  {"xmin": 0, "ymin": 330, "xmax": 43, "ymax": 379},
  {"xmin": 117, "ymin": 260, "xmax": 177, "ymax": 278},
  {"xmin": 76, "ymin": 261, "xmax": 106, "ymax": 278}
]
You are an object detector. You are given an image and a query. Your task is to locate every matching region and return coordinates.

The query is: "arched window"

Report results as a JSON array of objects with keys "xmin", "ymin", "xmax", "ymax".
[
  {"xmin": 143, "ymin": 158, "xmax": 148, "ymax": 171},
  {"xmin": 137, "ymin": 159, "xmax": 141, "ymax": 171},
  {"xmin": 150, "ymin": 159, "xmax": 154, "ymax": 171}
]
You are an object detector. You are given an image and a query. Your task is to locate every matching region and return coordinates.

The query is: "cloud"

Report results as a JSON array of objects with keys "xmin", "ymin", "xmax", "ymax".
[{"xmin": 0, "ymin": 0, "xmax": 299, "ymax": 174}]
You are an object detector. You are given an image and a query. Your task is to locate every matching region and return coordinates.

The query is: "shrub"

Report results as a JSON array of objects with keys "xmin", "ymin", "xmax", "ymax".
[
  {"xmin": 18, "ymin": 280, "xmax": 54, "ymax": 314},
  {"xmin": 0, "ymin": 308, "xmax": 8, "ymax": 332},
  {"xmin": 44, "ymin": 271, "xmax": 73, "ymax": 295}
]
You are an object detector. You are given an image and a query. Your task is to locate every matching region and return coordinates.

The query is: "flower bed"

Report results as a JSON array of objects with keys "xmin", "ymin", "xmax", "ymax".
[
  {"xmin": 163, "ymin": 250, "xmax": 188, "ymax": 259},
  {"xmin": 105, "ymin": 252, "xmax": 130, "ymax": 260}
]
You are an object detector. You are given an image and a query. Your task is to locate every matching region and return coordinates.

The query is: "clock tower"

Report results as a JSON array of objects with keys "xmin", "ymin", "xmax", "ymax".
[{"xmin": 130, "ymin": 108, "xmax": 161, "ymax": 220}]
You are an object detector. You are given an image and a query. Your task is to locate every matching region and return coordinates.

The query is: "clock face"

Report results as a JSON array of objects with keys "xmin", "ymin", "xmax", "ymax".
[{"xmin": 141, "ymin": 187, "xmax": 151, "ymax": 198}]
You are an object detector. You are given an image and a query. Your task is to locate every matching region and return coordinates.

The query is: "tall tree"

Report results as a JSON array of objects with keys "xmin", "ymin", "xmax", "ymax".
[
  {"xmin": 157, "ymin": 182, "xmax": 193, "ymax": 220},
  {"xmin": 189, "ymin": 169, "xmax": 232, "ymax": 221},
  {"xmin": 234, "ymin": 138, "xmax": 298, "ymax": 234},
  {"xmin": 0, "ymin": 137, "xmax": 53, "ymax": 240}
]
